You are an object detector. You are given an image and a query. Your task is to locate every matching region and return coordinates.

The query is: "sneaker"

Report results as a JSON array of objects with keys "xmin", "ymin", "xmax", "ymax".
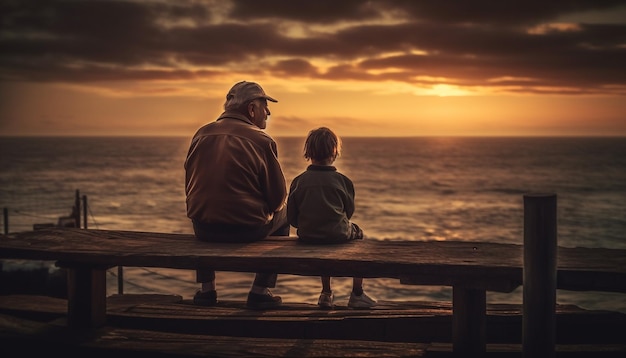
[
  {"xmin": 193, "ymin": 290, "xmax": 218, "ymax": 306},
  {"xmin": 246, "ymin": 290, "xmax": 282, "ymax": 309},
  {"xmin": 317, "ymin": 291, "xmax": 334, "ymax": 309},
  {"xmin": 347, "ymin": 291, "xmax": 377, "ymax": 309}
]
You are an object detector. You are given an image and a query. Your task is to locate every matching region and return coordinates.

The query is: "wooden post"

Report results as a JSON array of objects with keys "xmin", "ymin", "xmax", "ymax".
[
  {"xmin": 3, "ymin": 207, "xmax": 7, "ymax": 234},
  {"xmin": 82, "ymin": 195, "xmax": 88, "ymax": 229},
  {"xmin": 452, "ymin": 286, "xmax": 486, "ymax": 356},
  {"xmin": 118, "ymin": 266, "xmax": 124, "ymax": 294},
  {"xmin": 74, "ymin": 189, "xmax": 81, "ymax": 228},
  {"xmin": 65, "ymin": 265, "xmax": 108, "ymax": 329},
  {"xmin": 523, "ymin": 193, "xmax": 557, "ymax": 358}
]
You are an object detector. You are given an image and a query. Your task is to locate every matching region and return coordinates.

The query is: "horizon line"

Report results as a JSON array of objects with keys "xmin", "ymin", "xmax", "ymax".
[{"xmin": 2, "ymin": 134, "xmax": 626, "ymax": 139}]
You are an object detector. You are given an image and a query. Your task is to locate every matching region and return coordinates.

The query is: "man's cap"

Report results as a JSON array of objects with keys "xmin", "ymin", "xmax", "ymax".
[{"xmin": 225, "ymin": 81, "xmax": 277, "ymax": 109}]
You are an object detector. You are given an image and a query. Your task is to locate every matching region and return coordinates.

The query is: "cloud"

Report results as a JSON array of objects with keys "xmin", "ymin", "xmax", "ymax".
[
  {"xmin": 1, "ymin": 0, "xmax": 625, "ymax": 95},
  {"xmin": 229, "ymin": 0, "xmax": 382, "ymax": 23}
]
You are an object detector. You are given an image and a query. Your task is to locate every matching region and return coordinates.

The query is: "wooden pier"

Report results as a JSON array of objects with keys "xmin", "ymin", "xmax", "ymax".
[{"xmin": 0, "ymin": 194, "xmax": 625, "ymax": 356}]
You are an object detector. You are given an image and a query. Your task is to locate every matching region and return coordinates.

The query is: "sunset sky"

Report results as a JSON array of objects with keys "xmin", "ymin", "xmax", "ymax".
[{"xmin": 1, "ymin": 0, "xmax": 625, "ymax": 137}]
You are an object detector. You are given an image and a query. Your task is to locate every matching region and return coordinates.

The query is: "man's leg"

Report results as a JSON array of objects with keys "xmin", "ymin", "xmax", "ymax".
[
  {"xmin": 193, "ymin": 268, "xmax": 218, "ymax": 306},
  {"xmin": 252, "ymin": 272, "xmax": 277, "ymax": 289},
  {"xmin": 191, "ymin": 221, "xmax": 220, "ymax": 305},
  {"xmin": 246, "ymin": 209, "xmax": 287, "ymax": 309},
  {"xmin": 196, "ymin": 268, "xmax": 216, "ymax": 288},
  {"xmin": 247, "ymin": 272, "xmax": 281, "ymax": 309},
  {"xmin": 269, "ymin": 207, "xmax": 290, "ymax": 236}
]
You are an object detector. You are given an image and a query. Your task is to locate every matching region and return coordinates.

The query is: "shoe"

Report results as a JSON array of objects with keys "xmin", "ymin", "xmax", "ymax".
[
  {"xmin": 318, "ymin": 291, "xmax": 334, "ymax": 309},
  {"xmin": 193, "ymin": 290, "xmax": 218, "ymax": 306},
  {"xmin": 347, "ymin": 291, "xmax": 377, "ymax": 309},
  {"xmin": 246, "ymin": 290, "xmax": 282, "ymax": 309}
]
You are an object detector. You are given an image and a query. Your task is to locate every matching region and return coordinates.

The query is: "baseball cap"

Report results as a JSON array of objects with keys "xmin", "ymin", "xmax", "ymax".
[{"xmin": 224, "ymin": 81, "xmax": 277, "ymax": 109}]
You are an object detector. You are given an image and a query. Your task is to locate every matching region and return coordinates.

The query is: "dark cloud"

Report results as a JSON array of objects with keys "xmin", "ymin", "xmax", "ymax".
[
  {"xmin": 0, "ymin": 0, "xmax": 624, "ymax": 94},
  {"xmin": 230, "ymin": 0, "xmax": 624, "ymax": 26},
  {"xmin": 229, "ymin": 0, "xmax": 381, "ymax": 23},
  {"xmin": 388, "ymin": 0, "xmax": 626, "ymax": 26},
  {"xmin": 272, "ymin": 59, "xmax": 318, "ymax": 76}
]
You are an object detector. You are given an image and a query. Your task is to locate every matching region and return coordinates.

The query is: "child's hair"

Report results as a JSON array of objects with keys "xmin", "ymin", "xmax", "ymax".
[{"xmin": 304, "ymin": 127, "xmax": 342, "ymax": 162}]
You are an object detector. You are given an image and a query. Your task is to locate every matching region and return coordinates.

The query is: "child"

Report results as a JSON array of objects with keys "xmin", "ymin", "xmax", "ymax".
[{"xmin": 287, "ymin": 127, "xmax": 377, "ymax": 309}]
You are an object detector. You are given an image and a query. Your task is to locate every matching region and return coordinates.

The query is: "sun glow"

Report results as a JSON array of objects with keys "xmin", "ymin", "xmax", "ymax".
[{"xmin": 427, "ymin": 84, "xmax": 472, "ymax": 97}]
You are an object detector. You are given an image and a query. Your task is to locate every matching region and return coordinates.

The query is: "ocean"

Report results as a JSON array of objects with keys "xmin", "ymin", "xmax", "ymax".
[{"xmin": 1, "ymin": 136, "xmax": 625, "ymax": 312}]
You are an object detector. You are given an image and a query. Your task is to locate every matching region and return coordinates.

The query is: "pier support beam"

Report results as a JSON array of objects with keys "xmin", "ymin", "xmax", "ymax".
[
  {"xmin": 452, "ymin": 286, "xmax": 486, "ymax": 356},
  {"xmin": 523, "ymin": 193, "xmax": 557, "ymax": 358},
  {"xmin": 62, "ymin": 264, "xmax": 108, "ymax": 329}
]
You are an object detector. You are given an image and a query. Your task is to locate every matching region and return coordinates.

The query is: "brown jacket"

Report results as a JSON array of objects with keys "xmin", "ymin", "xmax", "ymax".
[{"xmin": 185, "ymin": 112, "xmax": 287, "ymax": 227}]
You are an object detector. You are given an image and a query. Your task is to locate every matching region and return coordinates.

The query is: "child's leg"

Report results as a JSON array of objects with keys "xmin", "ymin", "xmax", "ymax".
[
  {"xmin": 318, "ymin": 276, "xmax": 334, "ymax": 308},
  {"xmin": 321, "ymin": 276, "xmax": 332, "ymax": 293},
  {"xmin": 352, "ymin": 277, "xmax": 364, "ymax": 295},
  {"xmin": 348, "ymin": 277, "xmax": 376, "ymax": 308}
]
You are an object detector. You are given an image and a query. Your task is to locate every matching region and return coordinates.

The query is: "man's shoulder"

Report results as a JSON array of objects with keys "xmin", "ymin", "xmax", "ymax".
[{"xmin": 195, "ymin": 119, "xmax": 275, "ymax": 143}]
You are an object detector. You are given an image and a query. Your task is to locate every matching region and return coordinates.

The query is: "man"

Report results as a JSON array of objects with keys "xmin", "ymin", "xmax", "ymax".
[{"xmin": 184, "ymin": 81, "xmax": 289, "ymax": 309}]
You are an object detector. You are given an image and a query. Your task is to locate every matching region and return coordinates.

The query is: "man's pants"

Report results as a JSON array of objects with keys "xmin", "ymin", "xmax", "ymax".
[{"xmin": 194, "ymin": 208, "xmax": 289, "ymax": 288}]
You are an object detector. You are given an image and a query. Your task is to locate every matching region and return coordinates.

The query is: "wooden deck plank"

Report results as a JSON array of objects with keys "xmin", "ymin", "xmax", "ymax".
[
  {"xmin": 1, "ymin": 297, "xmax": 625, "ymax": 357},
  {"xmin": 2, "ymin": 228, "xmax": 625, "ymax": 293},
  {"xmin": 0, "ymin": 313, "xmax": 429, "ymax": 357},
  {"xmin": 1, "ymin": 294, "xmax": 624, "ymax": 345}
]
